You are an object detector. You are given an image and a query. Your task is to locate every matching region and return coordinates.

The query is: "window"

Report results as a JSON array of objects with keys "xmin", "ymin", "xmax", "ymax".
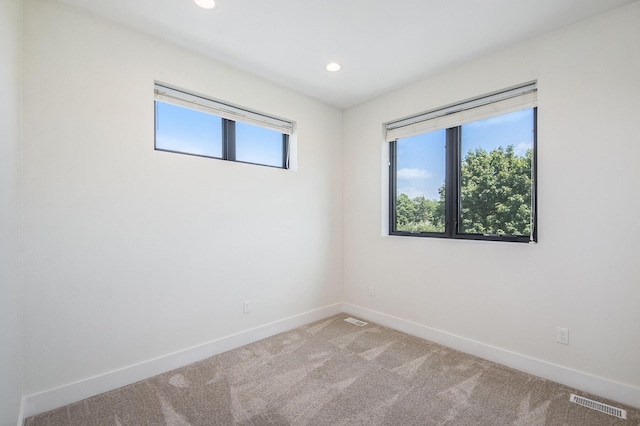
[
  {"xmin": 154, "ymin": 83, "xmax": 293, "ymax": 169},
  {"xmin": 387, "ymin": 83, "xmax": 537, "ymax": 243}
]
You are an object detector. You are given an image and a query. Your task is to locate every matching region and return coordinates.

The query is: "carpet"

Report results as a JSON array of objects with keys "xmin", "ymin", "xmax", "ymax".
[{"xmin": 25, "ymin": 314, "xmax": 639, "ymax": 425}]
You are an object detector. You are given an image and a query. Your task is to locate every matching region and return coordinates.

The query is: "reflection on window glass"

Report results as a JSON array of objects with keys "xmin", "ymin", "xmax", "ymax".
[
  {"xmin": 235, "ymin": 122, "xmax": 284, "ymax": 168},
  {"xmin": 395, "ymin": 129, "xmax": 446, "ymax": 233},
  {"xmin": 155, "ymin": 102, "xmax": 222, "ymax": 158},
  {"xmin": 460, "ymin": 109, "xmax": 534, "ymax": 236}
]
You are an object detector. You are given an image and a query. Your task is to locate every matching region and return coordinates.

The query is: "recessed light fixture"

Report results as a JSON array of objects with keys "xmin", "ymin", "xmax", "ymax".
[
  {"xmin": 326, "ymin": 62, "xmax": 341, "ymax": 72},
  {"xmin": 194, "ymin": 0, "xmax": 215, "ymax": 9}
]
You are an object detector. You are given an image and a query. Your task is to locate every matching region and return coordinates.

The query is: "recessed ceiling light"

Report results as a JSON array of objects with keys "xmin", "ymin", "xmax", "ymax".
[
  {"xmin": 194, "ymin": 0, "xmax": 215, "ymax": 9},
  {"xmin": 326, "ymin": 62, "xmax": 341, "ymax": 72}
]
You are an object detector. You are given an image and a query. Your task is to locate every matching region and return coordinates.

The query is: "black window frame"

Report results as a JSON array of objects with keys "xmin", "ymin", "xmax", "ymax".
[
  {"xmin": 154, "ymin": 83, "xmax": 291, "ymax": 170},
  {"xmin": 155, "ymin": 105, "xmax": 289, "ymax": 169},
  {"xmin": 389, "ymin": 108, "xmax": 537, "ymax": 243}
]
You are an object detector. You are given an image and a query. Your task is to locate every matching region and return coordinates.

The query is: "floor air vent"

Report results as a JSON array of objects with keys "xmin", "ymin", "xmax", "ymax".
[
  {"xmin": 344, "ymin": 317, "xmax": 368, "ymax": 327},
  {"xmin": 569, "ymin": 394, "xmax": 626, "ymax": 419}
]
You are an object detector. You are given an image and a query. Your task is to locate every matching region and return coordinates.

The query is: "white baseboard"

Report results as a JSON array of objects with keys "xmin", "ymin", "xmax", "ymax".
[
  {"xmin": 21, "ymin": 302, "xmax": 640, "ymax": 419},
  {"xmin": 340, "ymin": 303, "xmax": 640, "ymax": 409},
  {"xmin": 23, "ymin": 304, "xmax": 342, "ymax": 419}
]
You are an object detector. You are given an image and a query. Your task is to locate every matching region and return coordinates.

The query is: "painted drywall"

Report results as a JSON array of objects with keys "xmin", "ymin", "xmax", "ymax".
[
  {"xmin": 343, "ymin": 0, "xmax": 640, "ymax": 397},
  {"xmin": 0, "ymin": 0, "xmax": 24, "ymax": 424},
  {"xmin": 22, "ymin": 0, "xmax": 342, "ymax": 396}
]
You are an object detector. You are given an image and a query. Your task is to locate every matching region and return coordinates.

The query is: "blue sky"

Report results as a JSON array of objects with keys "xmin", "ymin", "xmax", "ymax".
[
  {"xmin": 155, "ymin": 101, "xmax": 283, "ymax": 167},
  {"xmin": 235, "ymin": 122, "xmax": 283, "ymax": 167},
  {"xmin": 396, "ymin": 108, "xmax": 534, "ymax": 200},
  {"xmin": 155, "ymin": 102, "xmax": 223, "ymax": 157}
]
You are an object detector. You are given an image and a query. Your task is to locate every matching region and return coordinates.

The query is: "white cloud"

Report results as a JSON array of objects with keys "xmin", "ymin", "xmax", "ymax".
[
  {"xmin": 514, "ymin": 141, "xmax": 533, "ymax": 156},
  {"xmin": 397, "ymin": 168, "xmax": 430, "ymax": 180},
  {"xmin": 397, "ymin": 185, "xmax": 440, "ymax": 200}
]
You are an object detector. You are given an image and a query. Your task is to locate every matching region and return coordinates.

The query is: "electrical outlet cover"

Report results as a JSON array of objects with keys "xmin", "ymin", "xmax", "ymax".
[{"xmin": 556, "ymin": 327, "xmax": 569, "ymax": 344}]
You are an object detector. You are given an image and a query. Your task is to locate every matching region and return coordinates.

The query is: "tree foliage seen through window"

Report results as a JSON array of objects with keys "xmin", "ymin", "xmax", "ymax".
[{"xmin": 396, "ymin": 144, "xmax": 532, "ymax": 236}]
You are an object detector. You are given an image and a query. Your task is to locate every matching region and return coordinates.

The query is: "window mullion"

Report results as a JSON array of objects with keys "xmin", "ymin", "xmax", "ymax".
[
  {"xmin": 282, "ymin": 134, "xmax": 289, "ymax": 169},
  {"xmin": 389, "ymin": 141, "xmax": 398, "ymax": 233},
  {"xmin": 531, "ymin": 107, "xmax": 538, "ymax": 242},
  {"xmin": 223, "ymin": 119, "xmax": 236, "ymax": 161},
  {"xmin": 445, "ymin": 127, "xmax": 460, "ymax": 238}
]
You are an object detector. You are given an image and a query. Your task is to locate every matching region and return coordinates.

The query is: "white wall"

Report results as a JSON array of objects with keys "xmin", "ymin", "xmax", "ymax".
[
  {"xmin": 343, "ymin": 0, "xmax": 640, "ymax": 404},
  {"xmin": 0, "ymin": 0, "xmax": 24, "ymax": 424},
  {"xmin": 22, "ymin": 0, "xmax": 342, "ymax": 398}
]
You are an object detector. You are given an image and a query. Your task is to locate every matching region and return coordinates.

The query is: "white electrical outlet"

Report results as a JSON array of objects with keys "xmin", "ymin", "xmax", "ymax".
[
  {"xmin": 556, "ymin": 327, "xmax": 569, "ymax": 344},
  {"xmin": 368, "ymin": 286, "xmax": 375, "ymax": 297},
  {"xmin": 243, "ymin": 300, "xmax": 251, "ymax": 313}
]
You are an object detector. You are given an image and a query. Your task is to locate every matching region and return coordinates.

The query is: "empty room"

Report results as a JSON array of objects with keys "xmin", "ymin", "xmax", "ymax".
[{"xmin": 1, "ymin": 0, "xmax": 639, "ymax": 424}]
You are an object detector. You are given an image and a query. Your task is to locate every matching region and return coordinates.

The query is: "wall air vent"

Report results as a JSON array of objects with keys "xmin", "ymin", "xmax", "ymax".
[
  {"xmin": 569, "ymin": 394, "xmax": 626, "ymax": 419},
  {"xmin": 344, "ymin": 317, "xmax": 368, "ymax": 327}
]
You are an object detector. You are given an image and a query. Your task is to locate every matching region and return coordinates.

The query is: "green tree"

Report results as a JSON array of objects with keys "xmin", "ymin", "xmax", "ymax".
[
  {"xmin": 395, "ymin": 193, "xmax": 415, "ymax": 227},
  {"xmin": 395, "ymin": 145, "xmax": 531, "ymax": 235},
  {"xmin": 459, "ymin": 145, "xmax": 532, "ymax": 235},
  {"xmin": 396, "ymin": 194, "xmax": 444, "ymax": 233}
]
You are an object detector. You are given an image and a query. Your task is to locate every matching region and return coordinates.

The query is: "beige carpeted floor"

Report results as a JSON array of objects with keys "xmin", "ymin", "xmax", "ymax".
[{"xmin": 25, "ymin": 314, "xmax": 639, "ymax": 425}]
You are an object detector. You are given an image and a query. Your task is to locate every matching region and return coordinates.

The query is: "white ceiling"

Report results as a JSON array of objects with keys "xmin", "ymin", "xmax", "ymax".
[{"xmin": 53, "ymin": 0, "xmax": 634, "ymax": 109}]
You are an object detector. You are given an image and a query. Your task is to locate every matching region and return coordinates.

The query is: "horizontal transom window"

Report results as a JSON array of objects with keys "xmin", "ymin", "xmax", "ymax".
[{"xmin": 154, "ymin": 83, "xmax": 294, "ymax": 169}]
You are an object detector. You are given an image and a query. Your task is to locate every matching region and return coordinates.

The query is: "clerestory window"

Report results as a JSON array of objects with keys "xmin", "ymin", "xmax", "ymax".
[{"xmin": 154, "ymin": 83, "xmax": 293, "ymax": 169}]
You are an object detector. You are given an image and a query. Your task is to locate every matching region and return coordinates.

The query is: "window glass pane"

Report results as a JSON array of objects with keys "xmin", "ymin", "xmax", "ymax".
[
  {"xmin": 155, "ymin": 101, "xmax": 222, "ymax": 158},
  {"xmin": 235, "ymin": 122, "xmax": 284, "ymax": 168},
  {"xmin": 395, "ymin": 129, "xmax": 446, "ymax": 232},
  {"xmin": 460, "ymin": 108, "xmax": 534, "ymax": 236}
]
